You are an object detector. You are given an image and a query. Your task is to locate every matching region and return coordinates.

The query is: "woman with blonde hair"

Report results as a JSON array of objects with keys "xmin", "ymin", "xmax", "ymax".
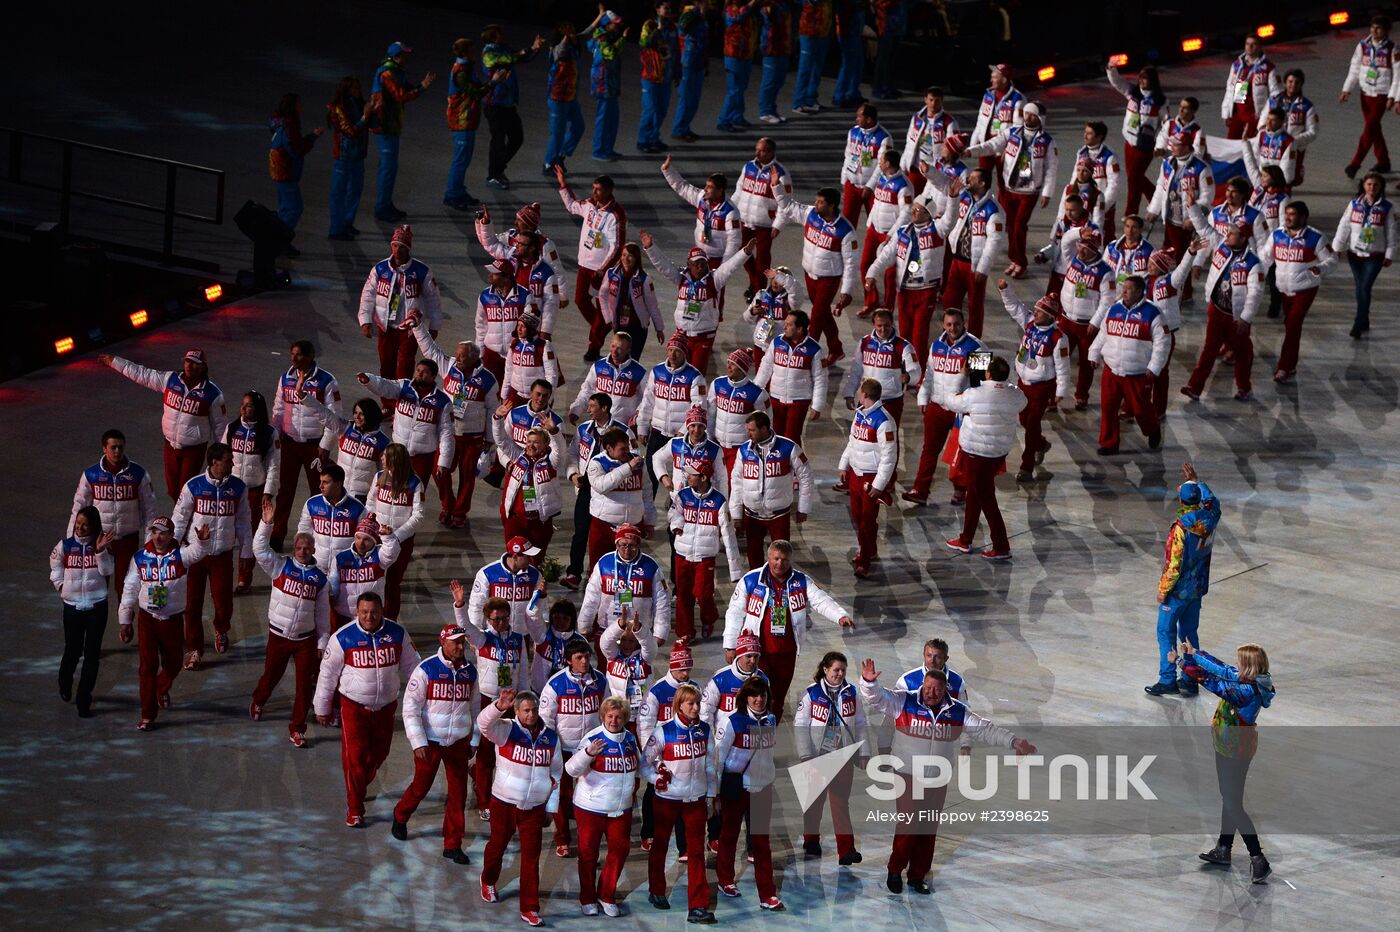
[
  {"xmin": 367, "ymin": 443, "xmax": 424, "ymax": 617},
  {"xmin": 565, "ymin": 693, "xmax": 643, "ymax": 916},
  {"xmin": 1179, "ymin": 640, "xmax": 1277, "ymax": 884},
  {"xmin": 640, "ymin": 679, "xmax": 716, "ymax": 922}
]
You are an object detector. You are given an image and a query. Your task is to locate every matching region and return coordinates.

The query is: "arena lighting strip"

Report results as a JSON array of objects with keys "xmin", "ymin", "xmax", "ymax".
[
  {"xmin": 1035, "ymin": 9, "xmax": 1352, "ymax": 85},
  {"xmin": 52, "ymin": 281, "xmax": 227, "ymax": 357}
]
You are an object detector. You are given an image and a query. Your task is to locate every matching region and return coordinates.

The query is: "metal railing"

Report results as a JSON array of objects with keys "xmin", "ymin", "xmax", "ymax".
[{"xmin": 1, "ymin": 127, "xmax": 225, "ymax": 269}]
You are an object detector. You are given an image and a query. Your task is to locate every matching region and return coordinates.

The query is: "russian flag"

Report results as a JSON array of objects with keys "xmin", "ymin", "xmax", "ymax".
[{"xmin": 1203, "ymin": 136, "xmax": 1248, "ymax": 205}]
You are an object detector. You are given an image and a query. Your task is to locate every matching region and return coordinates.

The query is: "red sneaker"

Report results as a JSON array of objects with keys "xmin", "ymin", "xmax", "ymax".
[
  {"xmin": 214, "ymin": 633, "xmax": 230, "ymax": 654},
  {"xmin": 481, "ymin": 880, "xmax": 500, "ymax": 903},
  {"xmin": 760, "ymin": 897, "xmax": 786, "ymax": 911},
  {"xmin": 944, "ymin": 537, "xmax": 973, "ymax": 554},
  {"xmin": 980, "ymin": 548, "xmax": 1012, "ymax": 562},
  {"xmin": 718, "ymin": 884, "xmax": 740, "ymax": 898},
  {"xmin": 137, "ymin": 718, "xmax": 153, "ymax": 732},
  {"xmin": 708, "ymin": 839, "xmax": 720, "ymax": 854},
  {"xmin": 519, "ymin": 911, "xmax": 544, "ymax": 927},
  {"xmin": 249, "ymin": 701, "xmax": 263, "ymax": 721},
  {"xmin": 640, "ymin": 838, "xmax": 653, "ymax": 851},
  {"xmin": 289, "ymin": 731, "xmax": 307, "ymax": 748},
  {"xmin": 158, "ymin": 692, "xmax": 171, "ymax": 710},
  {"xmin": 555, "ymin": 844, "xmax": 571, "ymax": 858}
]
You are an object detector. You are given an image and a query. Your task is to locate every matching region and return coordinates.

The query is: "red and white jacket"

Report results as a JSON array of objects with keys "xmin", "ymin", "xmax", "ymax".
[
  {"xmin": 559, "ymin": 188, "xmax": 626, "ymax": 272},
  {"xmin": 727, "ymin": 434, "xmax": 814, "ymax": 519},
  {"xmin": 1058, "ymin": 255, "xmax": 1117, "ymax": 324},
  {"xmin": 967, "ymin": 126, "xmax": 1059, "ymax": 199},
  {"xmin": 474, "ymin": 283, "xmax": 538, "ymax": 357},
  {"xmin": 946, "ymin": 191, "xmax": 1006, "ymax": 277},
  {"xmin": 837, "ymin": 401, "xmax": 898, "ymax": 491},
  {"xmin": 732, "ymin": 158, "xmax": 793, "ymax": 228},
  {"xmin": 402, "ymin": 650, "xmax": 478, "ymax": 749},
  {"xmin": 49, "ymin": 536, "xmax": 113, "ymax": 608},
  {"xmin": 1333, "ymin": 194, "xmax": 1398, "ymax": 260},
  {"xmin": 662, "ymin": 163, "xmax": 744, "ymax": 262},
  {"xmin": 492, "ymin": 417, "xmax": 568, "ymax": 520},
  {"xmin": 756, "ymin": 334, "xmax": 828, "ymax": 408},
  {"xmin": 502, "ymin": 336, "xmax": 563, "ymax": 400},
  {"xmin": 793, "ymin": 679, "xmax": 874, "ymax": 760},
  {"xmin": 1268, "ymin": 225, "xmax": 1336, "ymax": 295},
  {"xmin": 172, "ymin": 470, "xmax": 252, "ymax": 558},
  {"xmin": 863, "ymin": 169, "xmax": 914, "ymax": 234},
  {"xmin": 413, "ymin": 325, "xmax": 498, "ymax": 437},
  {"xmin": 841, "ymin": 332, "xmax": 920, "ymax": 402},
  {"xmin": 1001, "ymin": 288, "xmax": 1072, "ymax": 392},
  {"xmin": 668, "ymin": 485, "xmax": 742, "ymax": 571},
  {"xmin": 1343, "ymin": 36, "xmax": 1399, "ymax": 98},
  {"xmin": 841, "ymin": 123, "xmax": 893, "ymax": 187},
  {"xmin": 587, "ymin": 451, "xmax": 656, "ymax": 527},
  {"xmin": 252, "ymin": 520, "xmax": 330, "ymax": 645},
  {"xmin": 313, "ymin": 617, "xmax": 419, "ymax": 714},
  {"xmin": 868, "ymin": 213, "xmax": 957, "ymax": 290},
  {"xmin": 1106, "ymin": 66, "xmax": 1169, "ymax": 150},
  {"xmin": 363, "ymin": 375, "xmax": 455, "ymax": 469},
  {"xmin": 645, "ymin": 244, "xmax": 748, "ymax": 337},
  {"xmin": 477, "ymin": 701, "xmax": 563, "ymax": 809},
  {"xmin": 774, "ymin": 197, "xmax": 860, "ymax": 292},
  {"xmin": 367, "ymin": 471, "xmax": 425, "ymax": 541},
  {"xmin": 636, "ymin": 362, "xmax": 709, "ymax": 436},
  {"xmin": 641, "ymin": 714, "xmax": 716, "ymax": 802},
  {"xmin": 901, "ymin": 107, "xmax": 959, "ymax": 175},
  {"xmin": 1221, "ymin": 53, "xmax": 1282, "ymax": 121},
  {"xmin": 328, "ymin": 536, "xmax": 401, "ymax": 618},
  {"xmin": 107, "ymin": 357, "xmax": 228, "ymax": 449},
  {"xmin": 917, "ymin": 331, "xmax": 985, "ymax": 408},
  {"xmin": 1088, "ymin": 297, "xmax": 1171, "ymax": 376}
]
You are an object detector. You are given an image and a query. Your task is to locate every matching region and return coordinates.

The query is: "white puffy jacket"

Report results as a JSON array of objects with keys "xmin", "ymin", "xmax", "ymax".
[
  {"xmin": 253, "ymin": 521, "xmax": 330, "ymax": 646},
  {"xmin": 946, "ymin": 191, "xmax": 1007, "ymax": 277},
  {"xmin": 272, "ymin": 366, "xmax": 341, "ymax": 448},
  {"xmin": 863, "ymin": 170, "xmax": 914, "ymax": 234},
  {"xmin": 69, "ymin": 458, "xmax": 156, "ymax": 540},
  {"xmin": 945, "ymin": 380, "xmax": 1027, "ymax": 459},
  {"xmin": 402, "ymin": 650, "xmax": 479, "ymax": 750},
  {"xmin": 493, "ymin": 416, "xmax": 568, "ymax": 520},
  {"xmin": 49, "ymin": 536, "xmax": 113, "ymax": 608},
  {"xmin": 917, "ymin": 332, "xmax": 986, "ymax": 408},
  {"xmin": 1088, "ymin": 298, "xmax": 1171, "ymax": 377},
  {"xmin": 967, "ymin": 126, "xmax": 1059, "ymax": 198},
  {"xmin": 1268, "ymin": 226, "xmax": 1336, "ymax": 295},
  {"xmin": 841, "ymin": 334, "xmax": 921, "ymax": 402},
  {"xmin": 587, "ymin": 453, "xmax": 656, "ymax": 527},
  {"xmin": 774, "ymin": 197, "xmax": 861, "ymax": 294},
  {"xmin": 641, "ymin": 716, "xmax": 716, "ymax": 802},
  {"xmin": 1002, "ymin": 288, "xmax": 1072, "ymax": 392},
  {"xmin": 731, "ymin": 159, "xmax": 792, "ymax": 228},
  {"xmin": 565, "ymin": 724, "xmax": 642, "ymax": 817},
  {"xmin": 756, "ymin": 336, "xmax": 828, "ymax": 408},
  {"xmin": 477, "ymin": 700, "xmax": 563, "ymax": 809},
  {"xmin": 313, "ymin": 618, "xmax": 418, "ymax": 714},
  {"xmin": 662, "ymin": 164, "xmax": 743, "ymax": 261},
  {"xmin": 225, "ymin": 421, "xmax": 282, "ymax": 495},
  {"xmin": 366, "ymin": 471, "xmax": 425, "ymax": 541},
  {"xmin": 107, "ymin": 357, "xmax": 228, "ymax": 449},
  {"xmin": 172, "ymin": 471, "xmax": 252, "ymax": 558},
  {"xmin": 645, "ymin": 245, "xmax": 749, "ymax": 337},
  {"xmin": 714, "ymin": 707, "xmax": 777, "ymax": 792},
  {"xmin": 540, "ymin": 667, "xmax": 607, "ymax": 750},
  {"xmin": 727, "ymin": 434, "xmax": 814, "ymax": 519},
  {"xmin": 837, "ymin": 402, "xmax": 898, "ymax": 491},
  {"xmin": 867, "ymin": 214, "xmax": 957, "ymax": 291},
  {"xmin": 668, "ymin": 486, "xmax": 742, "ymax": 573},
  {"xmin": 363, "ymin": 375, "xmax": 455, "ymax": 468},
  {"xmin": 301, "ymin": 394, "xmax": 389, "ymax": 499},
  {"xmin": 636, "ymin": 364, "xmax": 709, "ymax": 437}
]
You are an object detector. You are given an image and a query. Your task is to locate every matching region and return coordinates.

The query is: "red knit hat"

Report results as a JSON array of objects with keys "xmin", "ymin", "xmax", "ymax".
[
  {"xmin": 355, "ymin": 513, "xmax": 381, "ymax": 544},
  {"xmin": 1034, "ymin": 293, "xmax": 1062, "ymax": 316},
  {"xmin": 684, "ymin": 404, "xmax": 707, "ymax": 427},
  {"xmin": 1147, "ymin": 248, "xmax": 1177, "ymax": 275},
  {"xmin": 727, "ymin": 348, "xmax": 752, "ymax": 373},
  {"xmin": 391, "ymin": 225, "xmax": 413, "ymax": 248},
  {"xmin": 614, "ymin": 523, "xmax": 642, "ymax": 543},
  {"xmin": 516, "ymin": 202, "xmax": 543, "ymax": 230},
  {"xmin": 735, "ymin": 632, "xmax": 761, "ymax": 658},
  {"xmin": 667, "ymin": 332, "xmax": 690, "ymax": 353},
  {"xmin": 687, "ymin": 246, "xmax": 708, "ymax": 263},
  {"xmin": 944, "ymin": 133, "xmax": 969, "ymax": 157},
  {"xmin": 669, "ymin": 639, "xmax": 693, "ymax": 672}
]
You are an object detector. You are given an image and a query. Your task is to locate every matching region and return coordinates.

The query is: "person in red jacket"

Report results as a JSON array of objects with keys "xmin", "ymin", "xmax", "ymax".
[{"xmin": 445, "ymin": 37, "xmax": 493, "ymax": 211}]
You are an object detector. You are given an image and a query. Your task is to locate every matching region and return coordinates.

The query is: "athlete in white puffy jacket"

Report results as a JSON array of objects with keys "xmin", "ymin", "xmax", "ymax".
[
  {"xmin": 251, "ymin": 518, "xmax": 329, "ymax": 643},
  {"xmin": 100, "ymin": 351, "xmax": 228, "ymax": 457},
  {"xmin": 477, "ymin": 690, "xmax": 564, "ymax": 810}
]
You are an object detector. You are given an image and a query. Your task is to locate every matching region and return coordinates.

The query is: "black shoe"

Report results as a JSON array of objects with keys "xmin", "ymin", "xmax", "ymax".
[
  {"xmin": 744, "ymin": 288, "xmax": 756, "ymax": 302},
  {"xmin": 1145, "ymin": 682, "xmax": 1179, "ymax": 696},
  {"xmin": 328, "ymin": 231, "xmax": 356, "ymax": 241},
  {"xmin": 583, "ymin": 350, "xmax": 601, "ymax": 362},
  {"xmin": 1097, "ymin": 447, "xmax": 1120, "ymax": 456},
  {"xmin": 1177, "ymin": 680, "xmax": 1199, "ymax": 696},
  {"xmin": 908, "ymin": 879, "xmax": 932, "ymax": 895},
  {"xmin": 886, "ymin": 871, "xmax": 904, "ymax": 894},
  {"xmin": 59, "ymin": 679, "xmax": 72, "ymax": 703},
  {"xmin": 649, "ymin": 893, "xmax": 671, "ymax": 910},
  {"xmin": 1345, "ymin": 164, "xmax": 1360, "ymax": 179},
  {"xmin": 839, "ymin": 850, "xmax": 863, "ymax": 865},
  {"xmin": 687, "ymin": 908, "xmax": 717, "ymax": 924},
  {"xmin": 77, "ymin": 705, "xmax": 95, "ymax": 718},
  {"xmin": 1350, "ymin": 325, "xmax": 1364, "ymax": 339},
  {"xmin": 1250, "ymin": 854, "xmax": 1271, "ymax": 883},
  {"xmin": 1148, "ymin": 431, "xmax": 1162, "ymax": 450},
  {"xmin": 803, "ymin": 840, "xmax": 822, "ymax": 859},
  {"xmin": 1198, "ymin": 844, "xmax": 1231, "ymax": 865},
  {"xmin": 391, "ymin": 819, "xmax": 408, "ymax": 841},
  {"xmin": 443, "ymin": 847, "xmax": 471, "ymax": 864}
]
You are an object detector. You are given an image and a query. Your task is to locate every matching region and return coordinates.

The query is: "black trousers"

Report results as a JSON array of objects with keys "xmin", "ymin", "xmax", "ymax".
[
  {"xmin": 1215, "ymin": 752, "xmax": 1262, "ymax": 855},
  {"xmin": 61, "ymin": 600, "xmax": 109, "ymax": 710},
  {"xmin": 567, "ymin": 477, "xmax": 592, "ymax": 576},
  {"xmin": 485, "ymin": 105, "xmax": 525, "ymax": 179},
  {"xmin": 645, "ymin": 428, "xmax": 668, "ymax": 497}
]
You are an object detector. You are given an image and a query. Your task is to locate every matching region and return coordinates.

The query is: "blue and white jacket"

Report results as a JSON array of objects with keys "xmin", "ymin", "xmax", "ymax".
[
  {"xmin": 403, "ymin": 649, "xmax": 478, "ymax": 749},
  {"xmin": 314, "ymin": 618, "xmax": 419, "ymax": 714},
  {"xmin": 566, "ymin": 724, "xmax": 642, "ymax": 816},
  {"xmin": 641, "ymin": 715, "xmax": 715, "ymax": 802},
  {"xmin": 173, "ymin": 470, "xmax": 251, "ymax": 558},
  {"xmin": 580, "ymin": 552, "xmax": 672, "ymax": 641}
]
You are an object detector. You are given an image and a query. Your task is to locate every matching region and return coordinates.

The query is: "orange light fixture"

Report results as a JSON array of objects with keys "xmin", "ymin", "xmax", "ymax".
[
  {"xmin": 1330, "ymin": 11, "xmax": 1350, "ymax": 26},
  {"xmin": 204, "ymin": 283, "xmax": 223, "ymax": 302},
  {"xmin": 54, "ymin": 337, "xmax": 75, "ymax": 354},
  {"xmin": 1181, "ymin": 37, "xmax": 1204, "ymax": 53},
  {"xmin": 1108, "ymin": 54, "xmax": 1129, "ymax": 68},
  {"xmin": 129, "ymin": 309, "xmax": 149, "ymax": 328},
  {"xmin": 1037, "ymin": 66, "xmax": 1056, "ymax": 82},
  {"xmin": 1257, "ymin": 24, "xmax": 1276, "ymax": 38}
]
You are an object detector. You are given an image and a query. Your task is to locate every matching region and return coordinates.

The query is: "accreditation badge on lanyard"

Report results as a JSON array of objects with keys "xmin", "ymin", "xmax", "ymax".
[
  {"xmin": 613, "ymin": 561, "xmax": 635, "ymax": 615},
  {"xmin": 522, "ymin": 476, "xmax": 540, "ymax": 513},
  {"xmin": 820, "ymin": 687, "xmax": 845, "ymax": 753},
  {"xmin": 764, "ymin": 577, "xmax": 789, "ymax": 638},
  {"xmin": 587, "ymin": 212, "xmax": 608, "ymax": 252}
]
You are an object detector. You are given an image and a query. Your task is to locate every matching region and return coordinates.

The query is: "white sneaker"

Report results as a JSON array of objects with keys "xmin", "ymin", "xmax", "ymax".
[
  {"xmin": 759, "ymin": 114, "xmax": 786, "ymax": 124},
  {"xmin": 601, "ymin": 902, "xmax": 623, "ymax": 917},
  {"xmin": 581, "ymin": 904, "xmax": 600, "ymax": 916}
]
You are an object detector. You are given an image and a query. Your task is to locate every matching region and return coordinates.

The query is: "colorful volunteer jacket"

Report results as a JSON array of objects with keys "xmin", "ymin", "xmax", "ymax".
[
  {"xmin": 757, "ymin": 334, "xmax": 828, "ymax": 407},
  {"xmin": 669, "ymin": 485, "xmax": 742, "ymax": 570},
  {"xmin": 446, "ymin": 56, "xmax": 486, "ymax": 131},
  {"xmin": 637, "ymin": 362, "xmax": 708, "ymax": 436},
  {"xmin": 707, "ymin": 376, "xmax": 770, "ymax": 447},
  {"xmin": 479, "ymin": 43, "xmax": 538, "ymax": 109},
  {"xmin": 641, "ymin": 715, "xmax": 715, "ymax": 802},
  {"xmin": 1059, "ymin": 253, "xmax": 1116, "ymax": 324},
  {"xmin": 579, "ymin": 551, "xmax": 672, "ymax": 641},
  {"xmin": 268, "ymin": 113, "xmax": 317, "ymax": 183},
  {"xmin": 1001, "ymin": 288, "xmax": 1071, "ymax": 391},
  {"xmin": 1158, "ymin": 480, "xmax": 1221, "ymax": 605},
  {"xmin": 361, "ymin": 257, "xmax": 442, "ymax": 334},
  {"xmin": 328, "ymin": 536, "xmax": 401, "ymax": 618},
  {"xmin": 371, "ymin": 58, "xmax": 423, "ymax": 135},
  {"xmin": 587, "ymin": 28, "xmax": 625, "ymax": 99},
  {"xmin": 662, "ymin": 164, "xmax": 743, "ymax": 262},
  {"xmin": 798, "ymin": 0, "xmax": 833, "ymax": 37},
  {"xmin": 118, "ymin": 540, "xmax": 206, "ymax": 624},
  {"xmin": 477, "ymin": 700, "xmax": 563, "ymax": 808},
  {"xmin": 700, "ymin": 661, "xmax": 770, "ymax": 726},
  {"xmin": 107, "ymin": 356, "xmax": 227, "ymax": 449},
  {"xmin": 1149, "ymin": 155, "xmax": 1215, "ymax": 227},
  {"xmin": 492, "ymin": 417, "xmax": 567, "ymax": 520},
  {"xmin": 367, "ymin": 471, "xmax": 425, "ymax": 541},
  {"xmin": 732, "ymin": 158, "xmax": 793, "ymax": 228},
  {"xmin": 869, "ymin": 214, "xmax": 956, "ymax": 290},
  {"xmin": 474, "ymin": 282, "xmax": 537, "ymax": 357},
  {"xmin": 600, "ymin": 622, "xmax": 656, "ymax": 711},
  {"xmin": 597, "ymin": 265, "xmax": 665, "ymax": 336},
  {"xmin": 639, "ymin": 15, "xmax": 679, "ymax": 84},
  {"xmin": 273, "ymin": 365, "xmax": 341, "ymax": 448},
  {"xmin": 774, "ymin": 197, "xmax": 860, "ymax": 290},
  {"xmin": 652, "ymin": 432, "xmax": 730, "ymax": 499},
  {"xmin": 793, "ymin": 679, "xmax": 872, "ymax": 759},
  {"xmin": 327, "ymin": 96, "xmax": 368, "ymax": 161},
  {"xmin": 897, "ymin": 663, "xmax": 966, "ymax": 699},
  {"xmin": 70, "ymin": 458, "xmax": 156, "ymax": 539},
  {"xmin": 842, "ymin": 333, "xmax": 920, "ymax": 402},
  {"xmin": 412, "ymin": 326, "xmax": 497, "ymax": 437},
  {"xmin": 838, "ymin": 401, "xmax": 898, "ymax": 491},
  {"xmin": 587, "ymin": 451, "xmax": 656, "ymax": 527},
  {"xmin": 917, "ymin": 330, "xmax": 985, "ymax": 408},
  {"xmin": 715, "ymin": 706, "xmax": 778, "ymax": 791},
  {"xmin": 316, "ymin": 612, "xmax": 417, "ymax": 708},
  {"xmin": 722, "ymin": 2, "xmax": 759, "ymax": 59},
  {"xmin": 841, "ymin": 122, "xmax": 893, "ymax": 187},
  {"xmin": 252, "ymin": 520, "xmax": 330, "ymax": 645},
  {"xmin": 727, "ymin": 433, "xmax": 814, "ymax": 518},
  {"xmin": 1106, "ymin": 65, "xmax": 1168, "ymax": 151},
  {"xmin": 971, "ymin": 83, "xmax": 1025, "ymax": 147},
  {"xmin": 722, "ymin": 566, "xmax": 847, "ymax": 655},
  {"xmin": 565, "ymin": 724, "xmax": 642, "ymax": 816},
  {"xmin": 173, "ymin": 471, "xmax": 251, "ymax": 558},
  {"xmin": 645, "ymin": 244, "xmax": 748, "ymax": 337},
  {"xmin": 1088, "ymin": 297, "xmax": 1171, "ymax": 376},
  {"xmin": 1221, "ymin": 53, "xmax": 1281, "ymax": 121},
  {"xmin": 1180, "ymin": 650, "xmax": 1275, "ymax": 731},
  {"xmin": 468, "ymin": 555, "xmax": 545, "ymax": 636},
  {"xmin": 1201, "ymin": 243, "xmax": 1266, "ymax": 322},
  {"xmin": 858, "ymin": 679, "xmax": 1017, "ymax": 773},
  {"xmin": 677, "ymin": 3, "xmax": 709, "ymax": 67},
  {"xmin": 1268, "ymin": 225, "xmax": 1335, "ymax": 295},
  {"xmin": 947, "ymin": 191, "xmax": 1006, "ymax": 276},
  {"xmin": 639, "ymin": 672, "xmax": 697, "ymax": 747},
  {"xmin": 302, "ymin": 395, "xmax": 390, "ymax": 498},
  {"xmin": 1333, "ymin": 194, "xmax": 1397, "ymax": 260},
  {"xmin": 758, "ymin": 1, "xmax": 793, "ymax": 55},
  {"xmin": 298, "ymin": 492, "xmax": 367, "ymax": 572},
  {"xmin": 546, "ymin": 34, "xmax": 580, "ymax": 102},
  {"xmin": 540, "ymin": 667, "xmax": 606, "ymax": 750},
  {"xmin": 901, "ymin": 107, "xmax": 959, "ymax": 174},
  {"xmin": 570, "ymin": 356, "xmax": 648, "ymax": 428},
  {"xmin": 967, "ymin": 125, "xmax": 1059, "ymax": 198},
  {"xmin": 49, "ymin": 536, "xmax": 113, "ymax": 608},
  {"xmin": 225, "ymin": 420, "xmax": 281, "ymax": 495},
  {"xmin": 403, "ymin": 650, "xmax": 478, "ymax": 749},
  {"xmin": 1344, "ymin": 35, "xmax": 1399, "ymax": 97},
  {"xmin": 559, "ymin": 187, "xmax": 626, "ymax": 272},
  {"xmin": 863, "ymin": 169, "xmax": 914, "ymax": 234},
  {"xmin": 503, "ymin": 336, "xmax": 563, "ymax": 400}
]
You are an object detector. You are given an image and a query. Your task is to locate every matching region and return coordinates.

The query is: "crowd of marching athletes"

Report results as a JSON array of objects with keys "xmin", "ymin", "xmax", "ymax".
[{"xmin": 64, "ymin": 8, "xmax": 1400, "ymax": 922}]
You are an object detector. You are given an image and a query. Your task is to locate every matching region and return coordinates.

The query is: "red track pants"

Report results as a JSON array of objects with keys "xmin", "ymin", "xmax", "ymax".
[
  {"xmin": 339, "ymin": 696, "xmax": 397, "ymax": 818},
  {"xmin": 393, "ymin": 738, "xmax": 474, "ymax": 849},
  {"xmin": 252, "ymin": 629, "xmax": 319, "ymax": 734}
]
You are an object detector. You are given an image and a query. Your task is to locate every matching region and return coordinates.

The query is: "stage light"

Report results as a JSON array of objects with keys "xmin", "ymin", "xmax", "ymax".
[
  {"xmin": 1330, "ymin": 11, "xmax": 1349, "ymax": 26},
  {"xmin": 204, "ymin": 283, "xmax": 223, "ymax": 302},
  {"xmin": 54, "ymin": 337, "xmax": 75, "ymax": 355},
  {"xmin": 1037, "ymin": 66, "xmax": 1056, "ymax": 82},
  {"xmin": 130, "ymin": 309, "xmax": 149, "ymax": 328},
  {"xmin": 1181, "ymin": 37, "xmax": 1204, "ymax": 53},
  {"xmin": 1108, "ymin": 54, "xmax": 1129, "ymax": 68},
  {"xmin": 1257, "ymin": 24, "xmax": 1275, "ymax": 38}
]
